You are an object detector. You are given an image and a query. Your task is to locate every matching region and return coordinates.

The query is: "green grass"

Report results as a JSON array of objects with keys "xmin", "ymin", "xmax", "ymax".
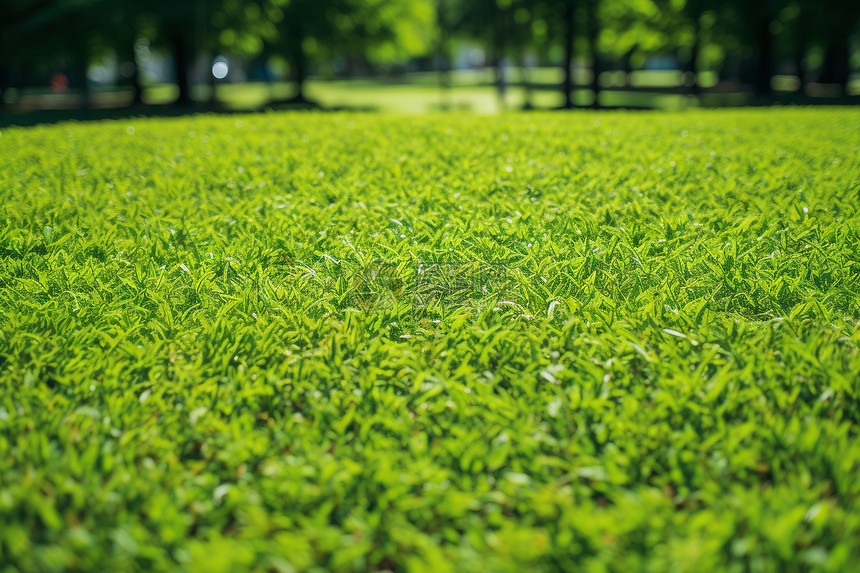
[{"xmin": 1, "ymin": 108, "xmax": 860, "ymax": 572}]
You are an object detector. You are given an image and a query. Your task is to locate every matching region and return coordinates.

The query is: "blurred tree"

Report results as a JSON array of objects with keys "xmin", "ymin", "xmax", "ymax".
[
  {"xmin": 510, "ymin": 0, "xmax": 556, "ymax": 109},
  {"xmin": 559, "ymin": 0, "xmax": 576, "ymax": 108},
  {"xmin": 437, "ymin": 0, "xmax": 453, "ymax": 105},
  {"xmin": 684, "ymin": 0, "xmax": 712, "ymax": 91},
  {"xmin": 455, "ymin": 0, "xmax": 551, "ymax": 107},
  {"xmin": 584, "ymin": 0, "xmax": 600, "ymax": 106},
  {"xmin": 599, "ymin": 0, "xmax": 679, "ymax": 75},
  {"xmin": 144, "ymin": 0, "xmax": 268, "ymax": 102},
  {"xmin": 129, "ymin": 0, "xmax": 277, "ymax": 105},
  {"xmin": 93, "ymin": 1, "xmax": 145, "ymax": 104},
  {"xmin": 664, "ymin": 0, "xmax": 714, "ymax": 93},
  {"xmin": 264, "ymin": 0, "xmax": 432, "ymax": 104},
  {"xmin": 2, "ymin": 0, "xmax": 109, "ymax": 107},
  {"xmin": 205, "ymin": 0, "xmax": 279, "ymax": 102},
  {"xmin": 744, "ymin": 0, "xmax": 780, "ymax": 96},
  {"xmin": 0, "ymin": 0, "xmax": 8, "ymax": 107},
  {"xmin": 0, "ymin": 1, "xmax": 12, "ymax": 108},
  {"xmin": 1, "ymin": 0, "xmax": 857, "ymax": 112},
  {"xmin": 553, "ymin": 0, "xmax": 667, "ymax": 108},
  {"xmin": 454, "ymin": 0, "xmax": 512, "ymax": 104},
  {"xmin": 712, "ymin": 0, "xmax": 788, "ymax": 96},
  {"xmin": 813, "ymin": 0, "xmax": 860, "ymax": 90},
  {"xmin": 785, "ymin": 0, "xmax": 812, "ymax": 87},
  {"xmin": 137, "ymin": 0, "xmax": 220, "ymax": 105},
  {"xmin": 358, "ymin": 0, "xmax": 436, "ymax": 67}
]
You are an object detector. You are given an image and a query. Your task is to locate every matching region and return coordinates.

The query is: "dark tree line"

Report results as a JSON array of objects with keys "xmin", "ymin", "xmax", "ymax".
[
  {"xmin": 1, "ymin": 0, "xmax": 858, "ymax": 110},
  {"xmin": 1, "ymin": 0, "xmax": 430, "ymax": 106},
  {"xmin": 446, "ymin": 0, "xmax": 859, "ymax": 106}
]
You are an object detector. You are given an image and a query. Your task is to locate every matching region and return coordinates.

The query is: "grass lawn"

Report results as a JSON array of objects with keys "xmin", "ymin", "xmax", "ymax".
[{"xmin": 1, "ymin": 108, "xmax": 859, "ymax": 572}]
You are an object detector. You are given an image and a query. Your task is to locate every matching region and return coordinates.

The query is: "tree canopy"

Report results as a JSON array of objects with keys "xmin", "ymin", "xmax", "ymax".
[{"xmin": 1, "ymin": 0, "xmax": 858, "ymax": 108}]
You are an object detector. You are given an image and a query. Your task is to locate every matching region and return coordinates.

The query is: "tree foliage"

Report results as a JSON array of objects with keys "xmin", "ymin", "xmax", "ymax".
[{"xmin": 0, "ymin": 0, "xmax": 857, "ymax": 107}]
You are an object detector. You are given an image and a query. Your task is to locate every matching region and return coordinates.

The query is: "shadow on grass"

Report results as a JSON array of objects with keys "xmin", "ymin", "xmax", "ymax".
[
  {"xmin": 0, "ymin": 102, "xmax": 237, "ymax": 128},
  {"xmin": 0, "ymin": 98, "xmax": 380, "ymax": 128}
]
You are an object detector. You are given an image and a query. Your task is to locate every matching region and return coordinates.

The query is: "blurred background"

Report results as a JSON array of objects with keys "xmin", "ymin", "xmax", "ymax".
[{"xmin": 1, "ymin": 0, "xmax": 859, "ymax": 121}]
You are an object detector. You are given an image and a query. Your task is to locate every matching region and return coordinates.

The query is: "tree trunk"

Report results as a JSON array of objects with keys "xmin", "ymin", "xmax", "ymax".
[
  {"xmin": 130, "ymin": 63, "xmax": 143, "ymax": 105},
  {"xmin": 562, "ymin": 1, "xmax": 575, "ymax": 109},
  {"xmin": 289, "ymin": 33, "xmax": 307, "ymax": 102},
  {"xmin": 170, "ymin": 29, "xmax": 192, "ymax": 105},
  {"xmin": 126, "ymin": 40, "xmax": 143, "ymax": 105},
  {"xmin": 75, "ymin": 53, "xmax": 91, "ymax": 109},
  {"xmin": 0, "ymin": 63, "xmax": 8, "ymax": 111},
  {"xmin": 753, "ymin": 17, "xmax": 772, "ymax": 97},
  {"xmin": 794, "ymin": 45, "xmax": 806, "ymax": 91},
  {"xmin": 621, "ymin": 45, "xmax": 635, "ymax": 86},
  {"xmin": 688, "ymin": 21, "xmax": 701, "ymax": 96},
  {"xmin": 521, "ymin": 57, "xmax": 533, "ymax": 110},
  {"xmin": 586, "ymin": 0, "xmax": 600, "ymax": 108},
  {"xmin": 494, "ymin": 54, "xmax": 506, "ymax": 108},
  {"xmin": 493, "ymin": 10, "xmax": 506, "ymax": 108},
  {"xmin": 793, "ymin": 5, "xmax": 808, "ymax": 91},
  {"xmin": 0, "ymin": 2, "xmax": 6, "ymax": 111},
  {"xmin": 208, "ymin": 59, "xmax": 218, "ymax": 105},
  {"xmin": 820, "ymin": 36, "xmax": 850, "ymax": 91},
  {"xmin": 436, "ymin": 0, "xmax": 451, "ymax": 109}
]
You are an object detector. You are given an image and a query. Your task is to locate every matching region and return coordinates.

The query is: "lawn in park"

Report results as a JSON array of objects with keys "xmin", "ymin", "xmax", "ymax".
[{"xmin": 1, "ymin": 108, "xmax": 859, "ymax": 572}]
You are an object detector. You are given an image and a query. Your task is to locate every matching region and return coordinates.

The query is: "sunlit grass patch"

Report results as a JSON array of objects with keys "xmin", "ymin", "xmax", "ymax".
[{"xmin": 1, "ymin": 108, "xmax": 859, "ymax": 572}]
